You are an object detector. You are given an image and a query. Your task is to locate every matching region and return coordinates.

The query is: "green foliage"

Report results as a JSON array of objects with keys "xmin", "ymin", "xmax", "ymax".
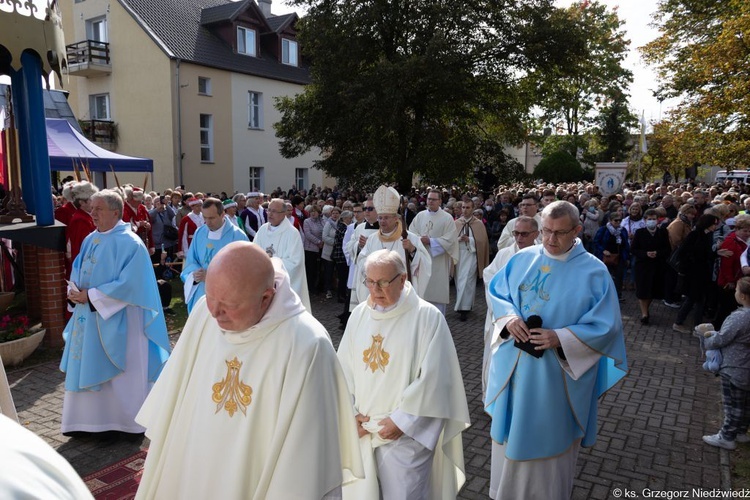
[
  {"xmin": 641, "ymin": 0, "xmax": 750, "ymax": 168},
  {"xmin": 276, "ymin": 0, "xmax": 554, "ymax": 190},
  {"xmin": 533, "ymin": 151, "xmax": 584, "ymax": 183},
  {"xmin": 593, "ymin": 91, "xmax": 637, "ymax": 162},
  {"xmin": 524, "ymin": 1, "xmax": 633, "ymax": 136}
]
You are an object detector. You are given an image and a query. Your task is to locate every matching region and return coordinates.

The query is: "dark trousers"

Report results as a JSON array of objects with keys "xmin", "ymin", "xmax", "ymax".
[
  {"xmin": 713, "ymin": 287, "xmax": 740, "ymax": 330},
  {"xmin": 322, "ymin": 259, "xmax": 335, "ymax": 293},
  {"xmin": 663, "ymin": 266, "xmax": 681, "ymax": 303},
  {"xmin": 305, "ymin": 250, "xmax": 321, "ymax": 291},
  {"xmin": 720, "ymin": 374, "xmax": 750, "ymax": 441},
  {"xmin": 675, "ymin": 293, "xmax": 705, "ymax": 327},
  {"xmin": 336, "ymin": 262, "xmax": 349, "ymax": 301}
]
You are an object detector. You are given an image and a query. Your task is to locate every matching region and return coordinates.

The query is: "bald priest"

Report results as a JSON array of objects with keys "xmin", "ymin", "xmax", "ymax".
[{"xmin": 135, "ymin": 242, "xmax": 363, "ymax": 499}]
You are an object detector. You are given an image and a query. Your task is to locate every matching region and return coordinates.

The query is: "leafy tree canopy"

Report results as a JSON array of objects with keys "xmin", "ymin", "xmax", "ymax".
[
  {"xmin": 641, "ymin": 0, "xmax": 750, "ymax": 168},
  {"xmin": 533, "ymin": 150, "xmax": 585, "ymax": 183},
  {"xmin": 276, "ymin": 0, "xmax": 555, "ymax": 190},
  {"xmin": 524, "ymin": 0, "xmax": 633, "ymax": 136}
]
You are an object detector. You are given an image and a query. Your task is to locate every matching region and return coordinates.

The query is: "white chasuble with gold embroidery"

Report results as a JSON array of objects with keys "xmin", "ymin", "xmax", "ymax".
[
  {"xmin": 136, "ymin": 262, "xmax": 363, "ymax": 500},
  {"xmin": 337, "ymin": 282, "xmax": 470, "ymax": 500}
]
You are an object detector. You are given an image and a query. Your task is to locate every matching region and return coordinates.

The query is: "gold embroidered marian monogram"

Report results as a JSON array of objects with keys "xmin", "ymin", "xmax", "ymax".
[
  {"xmin": 363, "ymin": 334, "xmax": 390, "ymax": 373},
  {"xmin": 212, "ymin": 357, "xmax": 252, "ymax": 417}
]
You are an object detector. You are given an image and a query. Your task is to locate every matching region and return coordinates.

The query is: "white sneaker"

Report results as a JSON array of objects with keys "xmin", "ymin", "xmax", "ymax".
[
  {"xmin": 703, "ymin": 433, "xmax": 737, "ymax": 450},
  {"xmin": 736, "ymin": 434, "xmax": 750, "ymax": 444}
]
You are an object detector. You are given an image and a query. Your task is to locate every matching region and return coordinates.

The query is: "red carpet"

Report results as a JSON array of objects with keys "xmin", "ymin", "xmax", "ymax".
[{"xmin": 83, "ymin": 450, "xmax": 147, "ymax": 500}]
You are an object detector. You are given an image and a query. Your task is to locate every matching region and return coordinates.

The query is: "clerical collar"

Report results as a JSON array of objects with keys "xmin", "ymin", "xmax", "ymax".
[
  {"xmin": 372, "ymin": 288, "xmax": 408, "ymax": 312},
  {"xmin": 268, "ymin": 223, "xmax": 280, "ymax": 232},
  {"xmin": 427, "ymin": 209, "xmax": 439, "ymax": 214},
  {"xmin": 365, "ymin": 221, "xmax": 379, "ymax": 229},
  {"xmin": 543, "ymin": 240, "xmax": 578, "ymax": 261},
  {"xmin": 381, "ymin": 227, "xmax": 398, "ymax": 238},
  {"xmin": 208, "ymin": 220, "xmax": 225, "ymax": 240},
  {"xmin": 98, "ymin": 220, "xmax": 127, "ymax": 235}
]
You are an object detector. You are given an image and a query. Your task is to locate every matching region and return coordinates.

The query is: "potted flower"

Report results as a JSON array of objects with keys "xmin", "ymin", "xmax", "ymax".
[{"xmin": 0, "ymin": 314, "xmax": 45, "ymax": 367}]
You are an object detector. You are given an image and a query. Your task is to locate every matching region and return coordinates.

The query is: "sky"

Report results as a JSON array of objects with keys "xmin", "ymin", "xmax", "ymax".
[{"xmin": 272, "ymin": 0, "xmax": 677, "ymax": 130}]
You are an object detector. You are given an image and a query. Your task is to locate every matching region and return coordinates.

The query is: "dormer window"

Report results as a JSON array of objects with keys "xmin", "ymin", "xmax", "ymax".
[
  {"xmin": 237, "ymin": 27, "xmax": 256, "ymax": 56},
  {"xmin": 282, "ymin": 39, "xmax": 298, "ymax": 67}
]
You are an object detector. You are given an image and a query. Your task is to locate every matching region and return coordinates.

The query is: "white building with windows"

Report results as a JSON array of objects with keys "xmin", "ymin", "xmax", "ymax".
[{"xmin": 59, "ymin": 0, "xmax": 327, "ymax": 194}]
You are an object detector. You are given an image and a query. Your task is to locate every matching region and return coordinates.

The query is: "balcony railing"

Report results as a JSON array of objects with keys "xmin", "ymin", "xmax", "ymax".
[
  {"xmin": 66, "ymin": 40, "xmax": 111, "ymax": 76},
  {"xmin": 79, "ymin": 119, "xmax": 117, "ymax": 147}
]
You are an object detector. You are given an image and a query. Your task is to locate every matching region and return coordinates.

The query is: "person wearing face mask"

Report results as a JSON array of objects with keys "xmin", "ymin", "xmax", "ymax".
[{"xmin": 631, "ymin": 209, "xmax": 672, "ymax": 324}]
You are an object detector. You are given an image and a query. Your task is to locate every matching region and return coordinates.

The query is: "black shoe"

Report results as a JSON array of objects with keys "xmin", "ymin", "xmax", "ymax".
[
  {"xmin": 640, "ymin": 316, "xmax": 649, "ymax": 325},
  {"xmin": 459, "ymin": 311, "xmax": 468, "ymax": 321}
]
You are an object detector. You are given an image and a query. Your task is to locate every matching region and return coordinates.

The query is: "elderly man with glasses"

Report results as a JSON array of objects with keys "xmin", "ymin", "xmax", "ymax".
[
  {"xmin": 485, "ymin": 201, "xmax": 627, "ymax": 500},
  {"xmin": 496, "ymin": 194, "xmax": 544, "ymax": 250},
  {"xmin": 480, "ymin": 215, "xmax": 539, "ymax": 397},
  {"xmin": 355, "ymin": 186, "xmax": 431, "ymax": 305},
  {"xmin": 253, "ymin": 198, "xmax": 311, "ymax": 311},
  {"xmin": 338, "ymin": 249, "xmax": 470, "ymax": 499}
]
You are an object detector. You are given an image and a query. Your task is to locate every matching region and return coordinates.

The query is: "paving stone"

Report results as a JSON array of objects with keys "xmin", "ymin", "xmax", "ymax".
[{"xmin": 6, "ymin": 282, "xmax": 728, "ymax": 497}]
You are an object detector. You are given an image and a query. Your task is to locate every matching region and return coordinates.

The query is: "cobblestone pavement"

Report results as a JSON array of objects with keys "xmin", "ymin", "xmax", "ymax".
[{"xmin": 7, "ymin": 282, "xmax": 727, "ymax": 498}]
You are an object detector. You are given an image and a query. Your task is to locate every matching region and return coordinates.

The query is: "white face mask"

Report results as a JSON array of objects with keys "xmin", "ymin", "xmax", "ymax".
[{"xmin": 645, "ymin": 220, "xmax": 658, "ymax": 229}]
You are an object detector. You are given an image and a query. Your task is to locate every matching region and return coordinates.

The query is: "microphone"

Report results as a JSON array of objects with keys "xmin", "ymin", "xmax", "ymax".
[{"xmin": 514, "ymin": 315, "xmax": 544, "ymax": 358}]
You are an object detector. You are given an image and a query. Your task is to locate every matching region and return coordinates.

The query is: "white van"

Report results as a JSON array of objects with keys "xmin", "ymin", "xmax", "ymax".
[{"xmin": 714, "ymin": 169, "xmax": 750, "ymax": 184}]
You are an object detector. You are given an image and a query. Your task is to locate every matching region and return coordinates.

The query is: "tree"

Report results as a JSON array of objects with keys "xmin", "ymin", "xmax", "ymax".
[
  {"xmin": 533, "ymin": 151, "xmax": 584, "ymax": 183},
  {"xmin": 592, "ymin": 90, "xmax": 637, "ymax": 162},
  {"xmin": 275, "ymin": 0, "xmax": 554, "ymax": 190},
  {"xmin": 525, "ymin": 1, "xmax": 633, "ymax": 137},
  {"xmin": 641, "ymin": 0, "xmax": 750, "ymax": 168}
]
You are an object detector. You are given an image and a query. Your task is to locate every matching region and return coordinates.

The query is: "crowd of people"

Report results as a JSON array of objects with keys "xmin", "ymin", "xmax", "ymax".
[{"xmin": 42, "ymin": 174, "xmax": 750, "ymax": 498}]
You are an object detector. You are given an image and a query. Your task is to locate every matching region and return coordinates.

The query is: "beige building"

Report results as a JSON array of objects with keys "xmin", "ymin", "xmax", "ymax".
[{"xmin": 59, "ymin": 0, "xmax": 326, "ymax": 194}]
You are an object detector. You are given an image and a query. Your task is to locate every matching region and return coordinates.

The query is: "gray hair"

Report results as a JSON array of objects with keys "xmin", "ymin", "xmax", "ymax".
[
  {"xmin": 91, "ymin": 189, "xmax": 124, "ymax": 218},
  {"xmin": 514, "ymin": 215, "xmax": 539, "ymax": 231},
  {"xmin": 541, "ymin": 201, "xmax": 580, "ymax": 227},
  {"xmin": 364, "ymin": 249, "xmax": 406, "ymax": 277},
  {"xmin": 341, "ymin": 210, "xmax": 353, "ymax": 220},
  {"xmin": 322, "ymin": 205, "xmax": 334, "ymax": 216}
]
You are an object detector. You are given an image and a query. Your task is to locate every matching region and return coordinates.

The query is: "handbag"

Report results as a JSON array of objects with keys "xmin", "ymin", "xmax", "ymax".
[
  {"xmin": 602, "ymin": 253, "xmax": 619, "ymax": 267},
  {"xmin": 160, "ymin": 212, "xmax": 179, "ymax": 241}
]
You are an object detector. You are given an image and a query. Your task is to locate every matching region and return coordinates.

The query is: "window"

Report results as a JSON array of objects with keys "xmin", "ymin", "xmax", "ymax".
[
  {"xmin": 198, "ymin": 77, "xmax": 211, "ymax": 96},
  {"xmin": 295, "ymin": 168, "xmax": 308, "ymax": 191},
  {"xmin": 237, "ymin": 27, "xmax": 256, "ymax": 56},
  {"xmin": 282, "ymin": 39, "xmax": 298, "ymax": 67},
  {"xmin": 86, "ymin": 17, "xmax": 108, "ymax": 42},
  {"xmin": 249, "ymin": 167, "xmax": 264, "ymax": 192},
  {"xmin": 200, "ymin": 114, "xmax": 213, "ymax": 162},
  {"xmin": 89, "ymin": 94, "xmax": 110, "ymax": 120},
  {"xmin": 248, "ymin": 91, "xmax": 262, "ymax": 129}
]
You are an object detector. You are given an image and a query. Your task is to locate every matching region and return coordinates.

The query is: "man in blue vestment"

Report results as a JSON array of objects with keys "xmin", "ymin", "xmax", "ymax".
[
  {"xmin": 181, "ymin": 198, "xmax": 248, "ymax": 312},
  {"xmin": 61, "ymin": 190, "xmax": 171, "ymax": 438},
  {"xmin": 485, "ymin": 201, "xmax": 628, "ymax": 500}
]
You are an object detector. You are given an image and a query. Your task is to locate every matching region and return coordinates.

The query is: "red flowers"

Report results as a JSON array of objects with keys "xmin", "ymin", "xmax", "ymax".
[{"xmin": 0, "ymin": 315, "xmax": 33, "ymax": 343}]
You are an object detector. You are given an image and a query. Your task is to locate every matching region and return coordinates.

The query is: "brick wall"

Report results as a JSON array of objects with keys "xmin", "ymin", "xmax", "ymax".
[{"xmin": 23, "ymin": 244, "xmax": 67, "ymax": 348}]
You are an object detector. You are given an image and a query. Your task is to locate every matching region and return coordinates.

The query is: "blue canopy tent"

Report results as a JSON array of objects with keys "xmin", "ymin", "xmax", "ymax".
[{"xmin": 46, "ymin": 118, "xmax": 153, "ymax": 172}]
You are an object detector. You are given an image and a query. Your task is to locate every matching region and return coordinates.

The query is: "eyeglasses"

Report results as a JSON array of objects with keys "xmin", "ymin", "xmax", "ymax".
[
  {"xmin": 512, "ymin": 230, "xmax": 535, "ymax": 238},
  {"xmin": 364, "ymin": 207, "xmax": 375, "ymax": 211},
  {"xmin": 541, "ymin": 227, "xmax": 577, "ymax": 238},
  {"xmin": 353, "ymin": 210, "xmax": 363, "ymax": 214},
  {"xmin": 363, "ymin": 273, "xmax": 401, "ymax": 289}
]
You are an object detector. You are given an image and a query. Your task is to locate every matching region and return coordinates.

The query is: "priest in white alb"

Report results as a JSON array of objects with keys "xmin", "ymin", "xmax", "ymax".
[
  {"xmin": 355, "ymin": 186, "xmax": 431, "ymax": 304},
  {"xmin": 481, "ymin": 215, "xmax": 539, "ymax": 396},
  {"xmin": 338, "ymin": 250, "xmax": 470, "ymax": 499},
  {"xmin": 454, "ymin": 202, "xmax": 489, "ymax": 321},
  {"xmin": 253, "ymin": 198, "xmax": 311, "ymax": 311},
  {"xmin": 136, "ymin": 242, "xmax": 363, "ymax": 499},
  {"xmin": 409, "ymin": 189, "xmax": 458, "ymax": 314},
  {"xmin": 345, "ymin": 198, "xmax": 379, "ymax": 312}
]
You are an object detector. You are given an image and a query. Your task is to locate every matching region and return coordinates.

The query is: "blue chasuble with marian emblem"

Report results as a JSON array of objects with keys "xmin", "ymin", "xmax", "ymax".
[{"xmin": 485, "ymin": 241, "xmax": 627, "ymax": 460}]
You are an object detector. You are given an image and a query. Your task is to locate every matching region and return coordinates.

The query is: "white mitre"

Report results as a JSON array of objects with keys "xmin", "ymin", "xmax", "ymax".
[{"xmin": 373, "ymin": 185, "xmax": 400, "ymax": 215}]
